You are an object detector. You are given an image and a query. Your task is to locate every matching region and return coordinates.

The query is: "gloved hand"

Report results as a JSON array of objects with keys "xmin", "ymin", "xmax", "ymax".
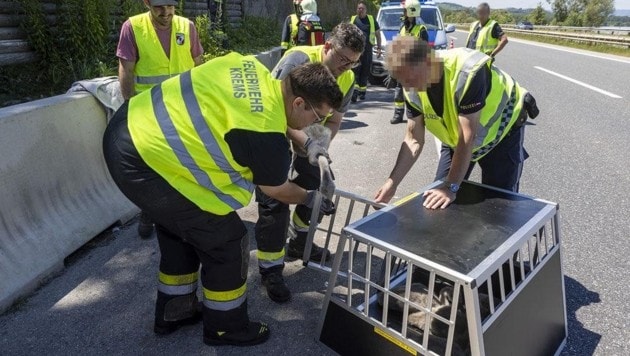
[
  {"xmin": 304, "ymin": 137, "xmax": 331, "ymax": 167},
  {"xmin": 304, "ymin": 190, "xmax": 336, "ymax": 216},
  {"xmin": 384, "ymin": 75, "xmax": 398, "ymax": 89}
]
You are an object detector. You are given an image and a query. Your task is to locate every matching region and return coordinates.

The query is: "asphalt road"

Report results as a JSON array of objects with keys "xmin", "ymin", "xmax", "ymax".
[{"xmin": 1, "ymin": 35, "xmax": 629, "ymax": 355}]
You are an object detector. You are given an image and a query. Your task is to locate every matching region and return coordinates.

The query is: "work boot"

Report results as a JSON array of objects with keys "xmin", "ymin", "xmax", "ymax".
[
  {"xmin": 358, "ymin": 91, "xmax": 366, "ymax": 101},
  {"xmin": 285, "ymin": 219, "xmax": 331, "ymax": 262},
  {"xmin": 351, "ymin": 90, "xmax": 359, "ymax": 103},
  {"xmin": 137, "ymin": 211, "xmax": 155, "ymax": 239},
  {"xmin": 154, "ymin": 293, "xmax": 202, "ymax": 335},
  {"xmin": 203, "ymin": 321, "xmax": 270, "ymax": 347},
  {"xmin": 261, "ymin": 271, "xmax": 291, "ymax": 303},
  {"xmin": 390, "ymin": 108, "xmax": 404, "ymax": 124}
]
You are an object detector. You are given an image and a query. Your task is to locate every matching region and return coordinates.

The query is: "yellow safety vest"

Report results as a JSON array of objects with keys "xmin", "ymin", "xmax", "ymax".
[
  {"xmin": 284, "ymin": 45, "xmax": 355, "ymax": 123},
  {"xmin": 466, "ymin": 20, "xmax": 500, "ymax": 55},
  {"xmin": 404, "ymin": 48, "xmax": 527, "ymax": 161},
  {"xmin": 130, "ymin": 12, "xmax": 195, "ymax": 93},
  {"xmin": 400, "ymin": 23, "xmax": 427, "ymax": 38},
  {"xmin": 128, "ymin": 53, "xmax": 287, "ymax": 215},
  {"xmin": 290, "ymin": 14, "xmax": 299, "ymax": 47},
  {"xmin": 351, "ymin": 14, "xmax": 376, "ymax": 45}
]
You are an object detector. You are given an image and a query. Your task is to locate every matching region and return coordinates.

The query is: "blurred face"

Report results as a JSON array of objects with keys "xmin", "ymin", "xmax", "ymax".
[
  {"xmin": 390, "ymin": 52, "xmax": 441, "ymax": 91},
  {"xmin": 357, "ymin": 3, "xmax": 367, "ymax": 18},
  {"xmin": 322, "ymin": 43, "xmax": 361, "ymax": 77},
  {"xmin": 477, "ymin": 6, "xmax": 490, "ymax": 23},
  {"xmin": 147, "ymin": 4, "xmax": 175, "ymax": 27},
  {"xmin": 287, "ymin": 97, "xmax": 333, "ymax": 130}
]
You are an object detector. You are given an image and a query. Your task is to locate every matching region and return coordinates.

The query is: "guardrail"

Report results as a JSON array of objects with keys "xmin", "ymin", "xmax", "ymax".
[
  {"xmin": 503, "ymin": 28, "xmax": 630, "ymax": 47},
  {"xmin": 454, "ymin": 24, "xmax": 630, "ymax": 48},
  {"xmin": 501, "ymin": 24, "xmax": 630, "ymax": 36}
]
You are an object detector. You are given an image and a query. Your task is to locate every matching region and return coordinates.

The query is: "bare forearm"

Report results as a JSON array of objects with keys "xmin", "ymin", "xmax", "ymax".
[
  {"xmin": 118, "ymin": 63, "xmax": 135, "ymax": 101},
  {"xmin": 259, "ymin": 181, "xmax": 308, "ymax": 205},
  {"xmin": 389, "ymin": 137, "xmax": 423, "ymax": 186},
  {"xmin": 446, "ymin": 140, "xmax": 473, "ymax": 184},
  {"xmin": 491, "ymin": 35, "xmax": 508, "ymax": 57},
  {"xmin": 287, "ymin": 127, "xmax": 308, "ymax": 148},
  {"xmin": 324, "ymin": 112, "xmax": 342, "ymax": 140}
]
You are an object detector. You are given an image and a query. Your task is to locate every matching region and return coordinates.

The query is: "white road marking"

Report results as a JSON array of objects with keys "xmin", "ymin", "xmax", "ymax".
[
  {"xmin": 449, "ymin": 36, "xmax": 458, "ymax": 40},
  {"xmin": 454, "ymin": 29, "xmax": 630, "ymax": 65},
  {"xmin": 534, "ymin": 66, "xmax": 623, "ymax": 98}
]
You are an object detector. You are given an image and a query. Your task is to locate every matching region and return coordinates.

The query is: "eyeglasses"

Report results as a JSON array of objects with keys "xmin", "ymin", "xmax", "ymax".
[
  {"xmin": 305, "ymin": 100, "xmax": 328, "ymax": 123},
  {"xmin": 332, "ymin": 47, "xmax": 360, "ymax": 68}
]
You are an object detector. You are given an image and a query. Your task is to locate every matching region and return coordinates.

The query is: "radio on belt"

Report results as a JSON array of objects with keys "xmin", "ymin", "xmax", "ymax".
[{"xmin": 316, "ymin": 181, "xmax": 567, "ymax": 356}]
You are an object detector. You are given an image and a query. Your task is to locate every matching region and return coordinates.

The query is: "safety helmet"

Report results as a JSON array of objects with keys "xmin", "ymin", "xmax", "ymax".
[
  {"xmin": 293, "ymin": 0, "xmax": 302, "ymax": 16},
  {"xmin": 404, "ymin": 0, "xmax": 421, "ymax": 18},
  {"xmin": 300, "ymin": 0, "xmax": 317, "ymax": 15}
]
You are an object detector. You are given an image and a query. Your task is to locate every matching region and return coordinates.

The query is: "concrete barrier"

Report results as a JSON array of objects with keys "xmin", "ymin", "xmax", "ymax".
[
  {"xmin": 0, "ymin": 48, "xmax": 283, "ymax": 314},
  {"xmin": 0, "ymin": 93, "xmax": 138, "ymax": 313}
]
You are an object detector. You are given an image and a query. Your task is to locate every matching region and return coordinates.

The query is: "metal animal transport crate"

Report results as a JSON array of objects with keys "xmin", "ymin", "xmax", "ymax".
[
  {"xmin": 316, "ymin": 181, "xmax": 567, "ymax": 356},
  {"xmin": 301, "ymin": 189, "xmax": 388, "ymax": 273}
]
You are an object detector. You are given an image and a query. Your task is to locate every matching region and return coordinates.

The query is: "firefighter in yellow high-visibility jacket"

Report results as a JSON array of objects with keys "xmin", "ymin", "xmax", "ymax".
[{"xmin": 103, "ymin": 53, "xmax": 342, "ymax": 347}]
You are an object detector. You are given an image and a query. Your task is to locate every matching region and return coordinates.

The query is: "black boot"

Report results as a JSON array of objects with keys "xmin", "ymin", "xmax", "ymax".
[
  {"xmin": 261, "ymin": 270, "xmax": 291, "ymax": 303},
  {"xmin": 351, "ymin": 90, "xmax": 359, "ymax": 103},
  {"xmin": 358, "ymin": 91, "xmax": 366, "ymax": 100},
  {"xmin": 203, "ymin": 321, "xmax": 270, "ymax": 346},
  {"xmin": 137, "ymin": 211, "xmax": 155, "ymax": 239},
  {"xmin": 390, "ymin": 108, "xmax": 404, "ymax": 124},
  {"xmin": 285, "ymin": 223, "xmax": 331, "ymax": 262},
  {"xmin": 202, "ymin": 302, "xmax": 270, "ymax": 346},
  {"xmin": 154, "ymin": 292, "xmax": 202, "ymax": 335}
]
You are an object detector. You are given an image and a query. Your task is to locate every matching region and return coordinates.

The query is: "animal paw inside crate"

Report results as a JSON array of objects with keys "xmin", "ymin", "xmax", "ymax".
[{"xmin": 318, "ymin": 181, "xmax": 567, "ymax": 356}]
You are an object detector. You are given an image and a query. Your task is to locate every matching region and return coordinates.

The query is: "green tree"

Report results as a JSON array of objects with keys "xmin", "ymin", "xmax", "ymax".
[
  {"xmin": 582, "ymin": 0, "xmax": 614, "ymax": 27},
  {"xmin": 548, "ymin": 0, "xmax": 568, "ymax": 23},
  {"xmin": 529, "ymin": 2, "xmax": 547, "ymax": 25},
  {"xmin": 492, "ymin": 9, "xmax": 514, "ymax": 24}
]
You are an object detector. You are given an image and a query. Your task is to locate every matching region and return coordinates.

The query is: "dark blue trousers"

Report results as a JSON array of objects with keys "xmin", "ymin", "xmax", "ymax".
[{"xmin": 434, "ymin": 125, "xmax": 528, "ymax": 192}]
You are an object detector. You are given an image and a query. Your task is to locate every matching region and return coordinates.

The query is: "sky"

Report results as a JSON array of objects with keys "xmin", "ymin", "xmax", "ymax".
[{"xmin": 441, "ymin": 0, "xmax": 630, "ymax": 10}]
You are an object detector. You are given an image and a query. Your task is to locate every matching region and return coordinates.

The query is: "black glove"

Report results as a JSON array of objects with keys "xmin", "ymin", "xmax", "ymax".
[
  {"xmin": 304, "ymin": 190, "xmax": 336, "ymax": 215},
  {"xmin": 304, "ymin": 137, "xmax": 330, "ymax": 167}
]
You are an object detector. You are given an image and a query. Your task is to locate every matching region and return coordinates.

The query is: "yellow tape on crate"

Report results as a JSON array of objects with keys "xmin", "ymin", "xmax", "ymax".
[{"xmin": 373, "ymin": 327, "xmax": 417, "ymax": 355}]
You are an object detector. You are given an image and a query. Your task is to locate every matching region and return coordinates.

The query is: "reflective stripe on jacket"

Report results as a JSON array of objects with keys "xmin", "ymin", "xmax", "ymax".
[
  {"xmin": 128, "ymin": 53, "xmax": 287, "ymax": 215},
  {"xmin": 404, "ymin": 48, "xmax": 527, "ymax": 161}
]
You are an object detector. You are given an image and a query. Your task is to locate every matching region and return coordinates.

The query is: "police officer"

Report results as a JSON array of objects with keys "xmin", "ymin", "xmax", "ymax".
[
  {"xmin": 391, "ymin": 0, "xmax": 429, "ymax": 125},
  {"xmin": 255, "ymin": 22, "xmax": 364, "ymax": 303},
  {"xmin": 466, "ymin": 2, "xmax": 508, "ymax": 59},
  {"xmin": 116, "ymin": 0, "xmax": 204, "ymax": 239},
  {"xmin": 103, "ymin": 53, "xmax": 342, "ymax": 346},
  {"xmin": 375, "ymin": 36, "xmax": 538, "ymax": 209},
  {"xmin": 280, "ymin": 0, "xmax": 303, "ymax": 53},
  {"xmin": 350, "ymin": 0, "xmax": 382, "ymax": 102}
]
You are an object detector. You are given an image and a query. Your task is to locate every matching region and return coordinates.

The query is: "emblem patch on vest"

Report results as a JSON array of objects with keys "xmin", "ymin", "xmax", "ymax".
[{"xmin": 176, "ymin": 33, "xmax": 185, "ymax": 45}]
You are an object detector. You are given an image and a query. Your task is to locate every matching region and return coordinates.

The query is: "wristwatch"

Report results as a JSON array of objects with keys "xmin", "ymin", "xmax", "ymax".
[{"xmin": 445, "ymin": 182, "xmax": 460, "ymax": 193}]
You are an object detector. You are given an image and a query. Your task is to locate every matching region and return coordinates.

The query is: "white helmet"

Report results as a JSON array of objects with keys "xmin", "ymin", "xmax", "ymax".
[
  {"xmin": 404, "ymin": 0, "xmax": 422, "ymax": 18},
  {"xmin": 300, "ymin": 0, "xmax": 317, "ymax": 15}
]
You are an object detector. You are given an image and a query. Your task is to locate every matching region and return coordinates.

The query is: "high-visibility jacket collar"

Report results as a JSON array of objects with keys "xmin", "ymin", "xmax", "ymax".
[{"xmin": 130, "ymin": 12, "xmax": 195, "ymax": 93}]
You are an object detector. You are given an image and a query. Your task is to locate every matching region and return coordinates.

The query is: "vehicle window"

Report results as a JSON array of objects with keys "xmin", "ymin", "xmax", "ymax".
[
  {"xmin": 378, "ymin": 9, "xmax": 403, "ymax": 30},
  {"xmin": 377, "ymin": 8, "xmax": 442, "ymax": 31},
  {"xmin": 420, "ymin": 8, "xmax": 441, "ymax": 30}
]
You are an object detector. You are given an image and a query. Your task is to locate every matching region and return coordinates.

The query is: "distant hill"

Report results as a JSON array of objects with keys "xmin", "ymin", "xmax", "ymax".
[
  {"xmin": 615, "ymin": 9, "xmax": 630, "ymax": 16},
  {"xmin": 436, "ymin": 2, "xmax": 468, "ymax": 11}
]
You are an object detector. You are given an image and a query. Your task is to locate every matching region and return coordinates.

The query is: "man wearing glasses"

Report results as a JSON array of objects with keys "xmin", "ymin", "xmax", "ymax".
[
  {"xmin": 104, "ymin": 53, "xmax": 343, "ymax": 346},
  {"xmin": 254, "ymin": 22, "xmax": 365, "ymax": 304}
]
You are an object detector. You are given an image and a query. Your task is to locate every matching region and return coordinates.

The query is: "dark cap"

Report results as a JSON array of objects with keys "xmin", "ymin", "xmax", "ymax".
[{"xmin": 149, "ymin": 0, "xmax": 178, "ymax": 6}]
